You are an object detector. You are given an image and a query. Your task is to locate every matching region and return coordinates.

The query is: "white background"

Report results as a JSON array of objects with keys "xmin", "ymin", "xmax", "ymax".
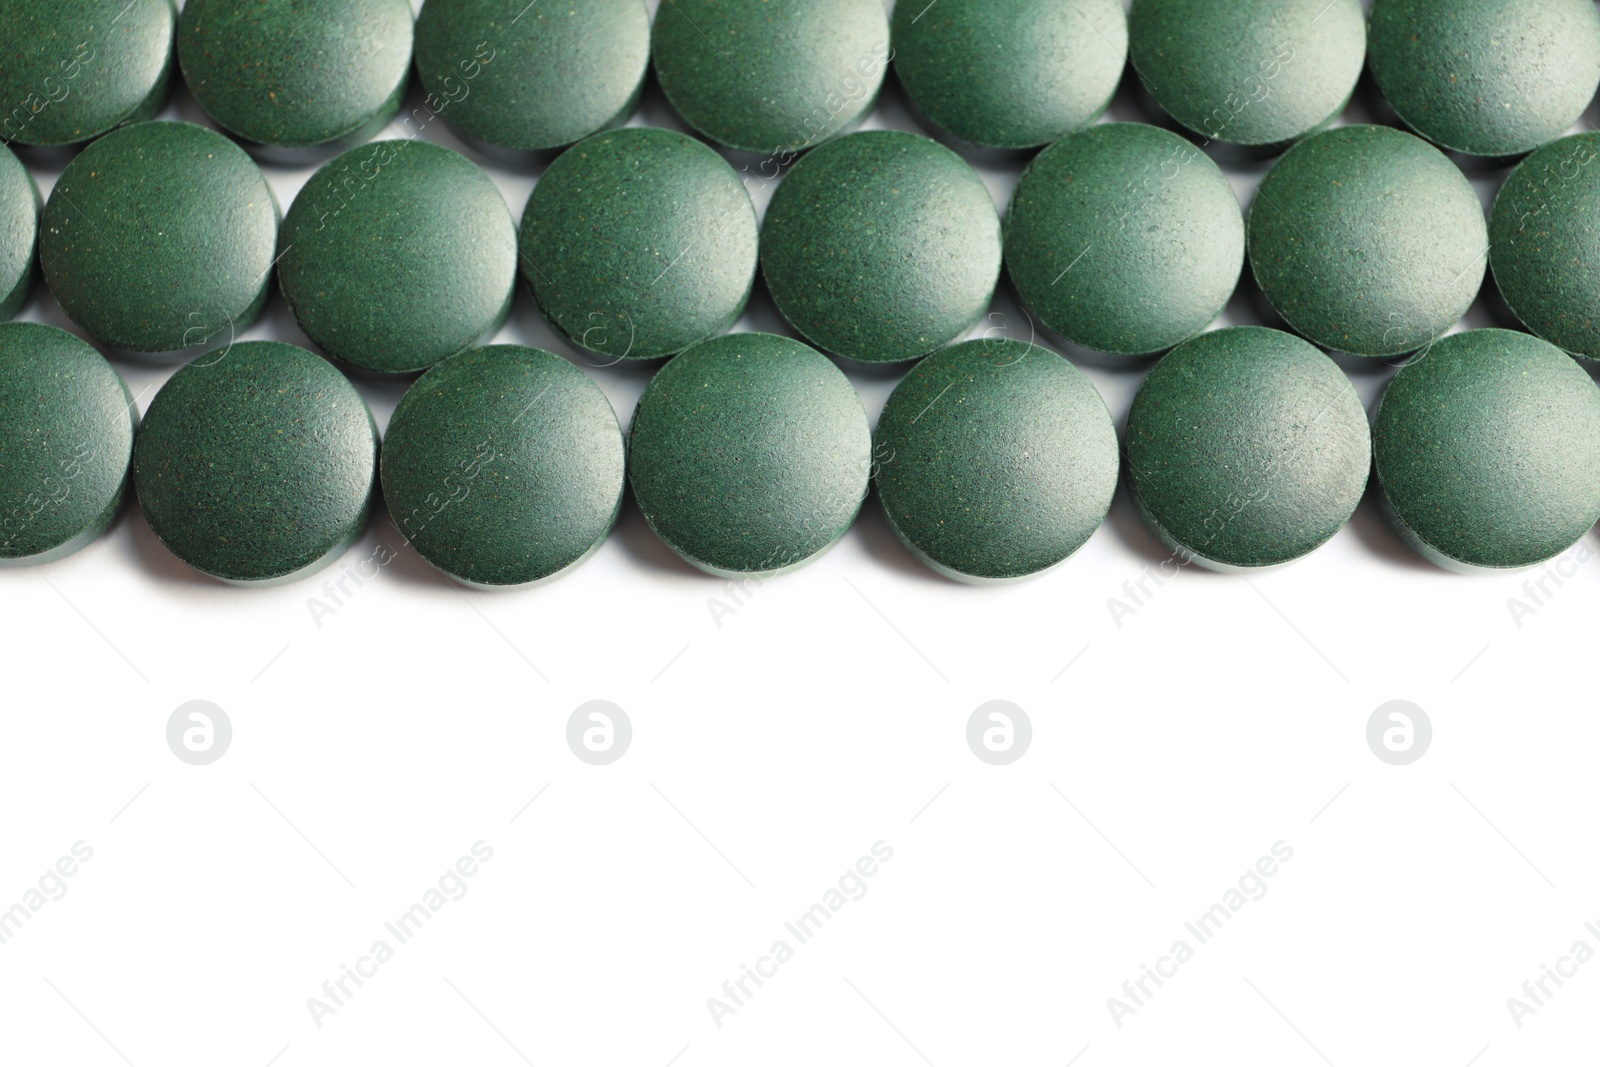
[{"xmin": 4, "ymin": 1, "xmax": 1599, "ymax": 1065}]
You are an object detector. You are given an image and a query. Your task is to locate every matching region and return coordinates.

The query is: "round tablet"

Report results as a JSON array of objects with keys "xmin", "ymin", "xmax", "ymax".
[
  {"xmin": 1005, "ymin": 122, "xmax": 1244, "ymax": 357},
  {"xmin": 628, "ymin": 333, "xmax": 871, "ymax": 577},
  {"xmin": 279, "ymin": 139, "xmax": 516, "ymax": 375},
  {"xmin": 178, "ymin": 0, "xmax": 414, "ymax": 148},
  {"xmin": 1125, "ymin": 327, "xmax": 1369, "ymax": 571},
  {"xmin": 892, "ymin": 0, "xmax": 1125, "ymax": 150},
  {"xmin": 0, "ymin": 323, "xmax": 136, "ymax": 565},
  {"xmin": 0, "ymin": 0, "xmax": 175, "ymax": 147},
  {"xmin": 520, "ymin": 127, "xmax": 758, "ymax": 362},
  {"xmin": 873, "ymin": 338, "xmax": 1118, "ymax": 583},
  {"xmin": 1248, "ymin": 125, "xmax": 1486, "ymax": 357},
  {"xmin": 1373, "ymin": 329, "xmax": 1600, "ymax": 572},
  {"xmin": 652, "ymin": 0, "xmax": 890, "ymax": 154},
  {"xmin": 1489, "ymin": 133, "xmax": 1600, "ymax": 359},
  {"xmin": 0, "ymin": 145, "xmax": 40, "ymax": 320},
  {"xmin": 382, "ymin": 346, "xmax": 624, "ymax": 587},
  {"xmin": 1130, "ymin": 0, "xmax": 1366, "ymax": 147},
  {"xmin": 414, "ymin": 0, "xmax": 648, "ymax": 152},
  {"xmin": 39, "ymin": 121, "xmax": 279, "ymax": 353},
  {"xmin": 1369, "ymin": 0, "xmax": 1600, "ymax": 158},
  {"xmin": 134, "ymin": 342, "xmax": 378, "ymax": 583},
  {"xmin": 761, "ymin": 131, "xmax": 1001, "ymax": 363}
]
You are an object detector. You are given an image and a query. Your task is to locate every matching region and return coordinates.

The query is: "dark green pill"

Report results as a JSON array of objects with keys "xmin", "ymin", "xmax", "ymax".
[
  {"xmin": 761, "ymin": 130, "xmax": 1001, "ymax": 363},
  {"xmin": 1005, "ymin": 123, "xmax": 1244, "ymax": 357},
  {"xmin": 133, "ymin": 341, "xmax": 378, "ymax": 583},
  {"xmin": 0, "ymin": 323, "xmax": 136, "ymax": 565},
  {"xmin": 1125, "ymin": 326, "xmax": 1369, "ymax": 571},
  {"xmin": 628, "ymin": 332, "xmax": 871, "ymax": 577},
  {"xmin": 0, "ymin": 145, "xmax": 40, "ymax": 320},
  {"xmin": 873, "ymin": 338, "xmax": 1118, "ymax": 583},
  {"xmin": 892, "ymin": 0, "xmax": 1126, "ymax": 150},
  {"xmin": 1373, "ymin": 329, "xmax": 1600, "ymax": 572},
  {"xmin": 1248, "ymin": 125, "xmax": 1486, "ymax": 357},
  {"xmin": 414, "ymin": 0, "xmax": 648, "ymax": 151},
  {"xmin": 1130, "ymin": 0, "xmax": 1366, "ymax": 147},
  {"xmin": 1489, "ymin": 133, "xmax": 1600, "ymax": 359},
  {"xmin": 39, "ymin": 120, "xmax": 279, "ymax": 353},
  {"xmin": 382, "ymin": 346, "xmax": 624, "ymax": 587},
  {"xmin": 0, "ymin": 0, "xmax": 175, "ymax": 147},
  {"xmin": 652, "ymin": 0, "xmax": 890, "ymax": 154},
  {"xmin": 178, "ymin": 0, "xmax": 414, "ymax": 148},
  {"xmin": 279, "ymin": 139, "xmax": 516, "ymax": 375},
  {"xmin": 1369, "ymin": 0, "xmax": 1600, "ymax": 158},
  {"xmin": 520, "ymin": 127, "xmax": 758, "ymax": 362}
]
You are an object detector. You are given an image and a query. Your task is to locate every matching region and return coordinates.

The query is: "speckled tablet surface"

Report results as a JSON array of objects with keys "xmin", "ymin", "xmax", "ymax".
[
  {"xmin": 414, "ymin": 0, "xmax": 649, "ymax": 151},
  {"xmin": 1005, "ymin": 122, "xmax": 1244, "ymax": 357},
  {"xmin": 39, "ymin": 120, "xmax": 279, "ymax": 353},
  {"xmin": 0, "ymin": 323, "xmax": 136, "ymax": 565},
  {"xmin": 1373, "ymin": 329, "xmax": 1600, "ymax": 572},
  {"xmin": 873, "ymin": 337, "xmax": 1118, "ymax": 583},
  {"xmin": 627, "ymin": 332, "xmax": 872, "ymax": 578},
  {"xmin": 1248, "ymin": 124, "xmax": 1486, "ymax": 357},
  {"xmin": 1369, "ymin": 0, "xmax": 1600, "ymax": 158},
  {"xmin": 178, "ymin": 0, "xmax": 414, "ymax": 148},
  {"xmin": 0, "ymin": 0, "xmax": 175, "ymax": 146},
  {"xmin": 1489, "ymin": 133, "xmax": 1600, "ymax": 359},
  {"xmin": 1130, "ymin": 0, "xmax": 1366, "ymax": 147},
  {"xmin": 760, "ymin": 130, "xmax": 1001, "ymax": 363},
  {"xmin": 278, "ymin": 139, "xmax": 516, "ymax": 375},
  {"xmin": 520, "ymin": 127, "xmax": 758, "ymax": 362},
  {"xmin": 892, "ymin": 0, "xmax": 1126, "ymax": 150},
  {"xmin": 133, "ymin": 341, "xmax": 378, "ymax": 583},
  {"xmin": 652, "ymin": 0, "xmax": 890, "ymax": 154},
  {"xmin": 1126, "ymin": 327, "xmax": 1369, "ymax": 571},
  {"xmin": 0, "ymin": 145, "xmax": 40, "ymax": 320},
  {"xmin": 382, "ymin": 345, "xmax": 625, "ymax": 587}
]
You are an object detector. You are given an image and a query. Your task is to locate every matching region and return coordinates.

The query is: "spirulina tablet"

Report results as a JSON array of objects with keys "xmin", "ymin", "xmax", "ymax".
[
  {"xmin": 520, "ymin": 127, "xmax": 758, "ymax": 362},
  {"xmin": 873, "ymin": 338, "xmax": 1118, "ymax": 583},
  {"xmin": 178, "ymin": 0, "xmax": 414, "ymax": 148},
  {"xmin": 278, "ymin": 139, "xmax": 516, "ymax": 375},
  {"xmin": 414, "ymin": 0, "xmax": 648, "ymax": 152},
  {"xmin": 1130, "ymin": 0, "xmax": 1366, "ymax": 147},
  {"xmin": 0, "ymin": 0, "xmax": 175, "ymax": 147},
  {"xmin": 1248, "ymin": 124, "xmax": 1486, "ymax": 357},
  {"xmin": 382, "ymin": 346, "xmax": 625, "ymax": 587},
  {"xmin": 0, "ymin": 323, "xmax": 136, "ymax": 565},
  {"xmin": 892, "ymin": 0, "xmax": 1125, "ymax": 150},
  {"xmin": 0, "ymin": 145, "xmax": 40, "ymax": 320},
  {"xmin": 1005, "ymin": 123, "xmax": 1244, "ymax": 357},
  {"xmin": 133, "ymin": 342, "xmax": 378, "ymax": 583},
  {"xmin": 1373, "ymin": 329, "xmax": 1600, "ymax": 572},
  {"xmin": 39, "ymin": 121, "xmax": 279, "ymax": 353},
  {"xmin": 1488, "ymin": 133, "xmax": 1600, "ymax": 359},
  {"xmin": 627, "ymin": 333, "xmax": 871, "ymax": 577},
  {"xmin": 652, "ymin": 0, "xmax": 890, "ymax": 155},
  {"xmin": 1369, "ymin": 0, "xmax": 1600, "ymax": 158},
  {"xmin": 761, "ymin": 130, "xmax": 1001, "ymax": 364},
  {"xmin": 1125, "ymin": 327, "xmax": 1369, "ymax": 571}
]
